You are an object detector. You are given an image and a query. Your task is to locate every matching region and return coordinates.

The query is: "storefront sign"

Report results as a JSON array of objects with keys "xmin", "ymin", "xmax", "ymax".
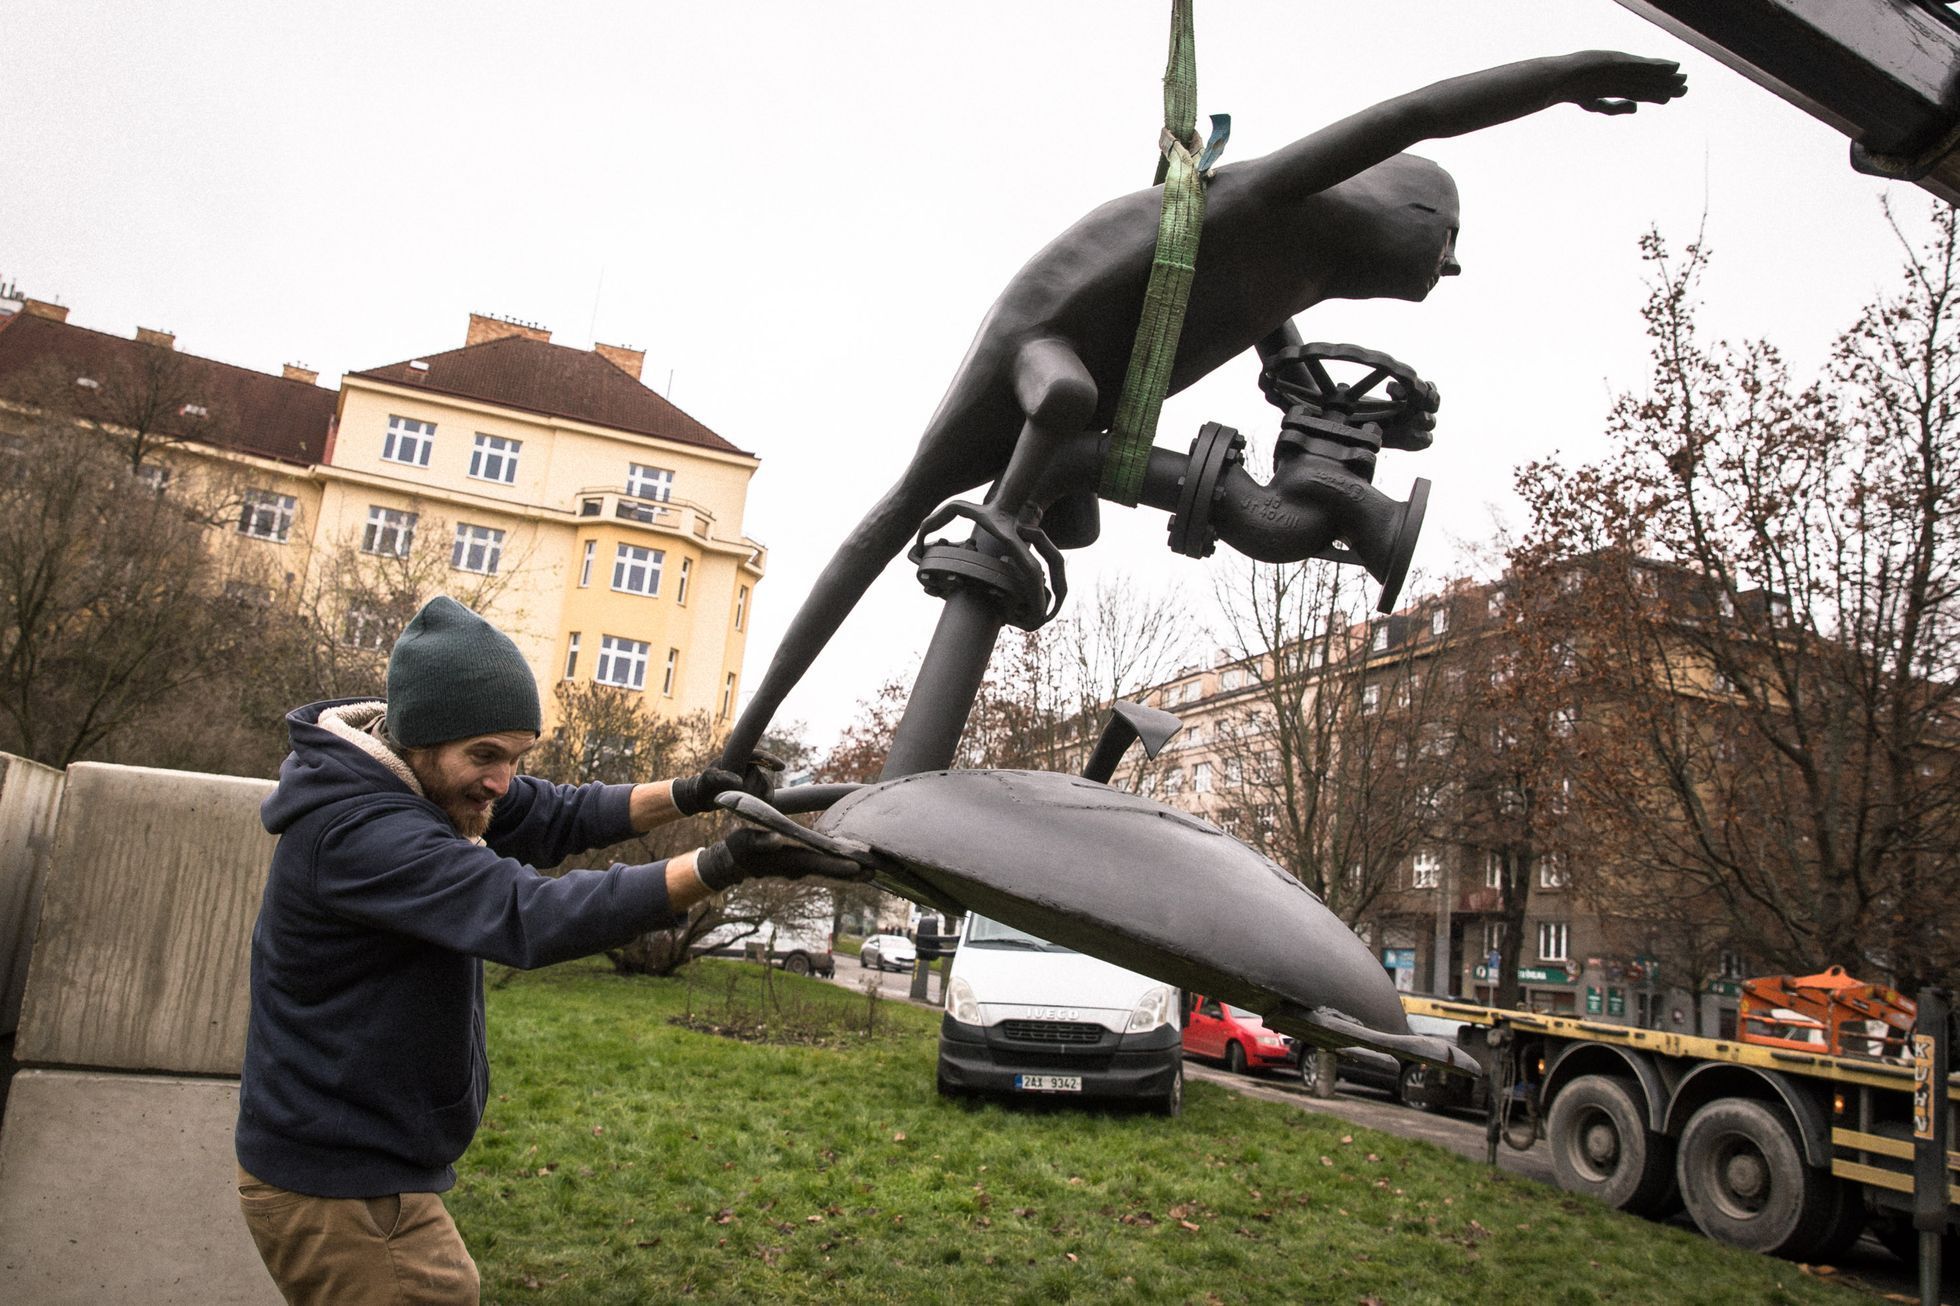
[
  {"xmin": 1585, "ymin": 986, "xmax": 1602, "ymax": 1014},
  {"xmin": 1607, "ymin": 986, "xmax": 1626, "ymax": 1016},
  {"xmin": 1474, "ymin": 963, "xmax": 1570, "ymax": 985}
]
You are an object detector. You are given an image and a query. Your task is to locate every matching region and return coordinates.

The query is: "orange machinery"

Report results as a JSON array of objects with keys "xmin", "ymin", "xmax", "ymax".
[{"xmin": 1737, "ymin": 965, "xmax": 1917, "ymax": 1059}]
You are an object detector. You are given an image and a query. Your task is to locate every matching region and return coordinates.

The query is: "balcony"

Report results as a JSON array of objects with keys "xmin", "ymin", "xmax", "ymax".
[{"xmin": 573, "ymin": 488, "xmax": 767, "ymax": 575}]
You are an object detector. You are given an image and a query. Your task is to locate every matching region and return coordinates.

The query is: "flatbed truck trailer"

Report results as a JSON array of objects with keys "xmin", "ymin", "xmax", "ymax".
[{"xmin": 1405, "ymin": 995, "xmax": 1958, "ymax": 1264}]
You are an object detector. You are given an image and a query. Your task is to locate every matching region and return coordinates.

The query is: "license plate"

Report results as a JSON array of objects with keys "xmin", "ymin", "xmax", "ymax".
[{"xmin": 1014, "ymin": 1074, "xmax": 1082, "ymax": 1093}]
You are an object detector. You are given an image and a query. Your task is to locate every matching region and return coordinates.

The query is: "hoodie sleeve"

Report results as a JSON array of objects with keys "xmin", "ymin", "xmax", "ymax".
[
  {"xmin": 483, "ymin": 775, "xmax": 640, "ymax": 869},
  {"xmin": 311, "ymin": 798, "xmax": 685, "ymax": 969}
]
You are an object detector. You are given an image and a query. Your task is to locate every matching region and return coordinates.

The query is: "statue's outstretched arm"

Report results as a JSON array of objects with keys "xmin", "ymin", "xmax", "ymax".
[{"xmin": 1255, "ymin": 51, "xmax": 1686, "ymax": 201}]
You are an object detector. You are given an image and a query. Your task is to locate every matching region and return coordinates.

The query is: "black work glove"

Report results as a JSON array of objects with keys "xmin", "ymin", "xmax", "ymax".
[
  {"xmin": 693, "ymin": 826, "xmax": 869, "ymax": 891},
  {"xmin": 669, "ymin": 751, "xmax": 783, "ymax": 816}
]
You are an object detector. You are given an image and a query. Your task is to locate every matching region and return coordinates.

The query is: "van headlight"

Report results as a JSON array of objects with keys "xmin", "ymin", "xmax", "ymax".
[
  {"xmin": 1125, "ymin": 984, "xmax": 1176, "ymax": 1033},
  {"xmin": 946, "ymin": 976, "xmax": 981, "ymax": 1025}
]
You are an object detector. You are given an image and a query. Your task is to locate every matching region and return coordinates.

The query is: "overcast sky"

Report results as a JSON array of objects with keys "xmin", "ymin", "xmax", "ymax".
[{"xmin": 3, "ymin": 2, "xmax": 1939, "ymax": 752}]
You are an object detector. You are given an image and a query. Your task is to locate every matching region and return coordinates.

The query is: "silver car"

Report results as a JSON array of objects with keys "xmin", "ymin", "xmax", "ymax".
[{"xmin": 859, "ymin": 933, "xmax": 917, "ymax": 972}]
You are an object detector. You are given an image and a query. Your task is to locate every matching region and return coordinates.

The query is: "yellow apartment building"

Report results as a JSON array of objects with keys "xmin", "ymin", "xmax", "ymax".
[{"xmin": 0, "ymin": 300, "xmax": 765, "ymax": 731}]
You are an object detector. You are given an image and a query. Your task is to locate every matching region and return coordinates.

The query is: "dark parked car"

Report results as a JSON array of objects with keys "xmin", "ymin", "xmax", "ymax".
[{"xmin": 1299, "ymin": 1011, "xmax": 1483, "ymax": 1111}]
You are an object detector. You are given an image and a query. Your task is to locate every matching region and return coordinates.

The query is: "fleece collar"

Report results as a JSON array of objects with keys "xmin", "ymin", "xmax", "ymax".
[{"xmin": 315, "ymin": 701, "xmax": 424, "ymax": 798}]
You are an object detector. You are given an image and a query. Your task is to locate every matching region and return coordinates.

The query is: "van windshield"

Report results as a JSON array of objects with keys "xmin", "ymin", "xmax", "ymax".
[{"xmin": 966, "ymin": 914, "xmax": 1075, "ymax": 953}]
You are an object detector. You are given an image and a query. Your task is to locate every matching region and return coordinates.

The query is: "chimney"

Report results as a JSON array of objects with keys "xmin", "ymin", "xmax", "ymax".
[
  {"xmin": 594, "ymin": 342, "xmax": 646, "ymax": 381},
  {"xmin": 282, "ymin": 362, "xmax": 319, "ymax": 385},
  {"xmin": 21, "ymin": 298, "xmax": 68, "ymax": 323},
  {"xmin": 465, "ymin": 312, "xmax": 551, "ymax": 347},
  {"xmin": 136, "ymin": 326, "xmax": 176, "ymax": 350}
]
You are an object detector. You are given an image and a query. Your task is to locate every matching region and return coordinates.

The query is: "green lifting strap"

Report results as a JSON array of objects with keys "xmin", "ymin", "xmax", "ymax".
[{"xmin": 1100, "ymin": 0, "xmax": 1228, "ymax": 507}]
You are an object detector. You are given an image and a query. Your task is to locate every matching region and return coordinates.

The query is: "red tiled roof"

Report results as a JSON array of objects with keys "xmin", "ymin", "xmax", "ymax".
[
  {"xmin": 349, "ymin": 336, "xmax": 748, "ymax": 457},
  {"xmin": 0, "ymin": 311, "xmax": 336, "ymax": 466}
]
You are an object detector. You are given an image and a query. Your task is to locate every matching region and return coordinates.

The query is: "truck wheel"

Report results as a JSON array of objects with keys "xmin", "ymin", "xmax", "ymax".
[
  {"xmin": 1547, "ymin": 1074, "xmax": 1678, "ymax": 1216},
  {"xmin": 783, "ymin": 952, "xmax": 812, "ymax": 976},
  {"xmin": 1676, "ymin": 1098, "xmax": 1828, "ymax": 1257},
  {"xmin": 1226, "ymin": 1042, "xmax": 1247, "ymax": 1076}
]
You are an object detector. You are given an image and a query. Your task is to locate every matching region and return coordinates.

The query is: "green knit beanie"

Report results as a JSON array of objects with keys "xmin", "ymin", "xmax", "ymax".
[{"xmin": 387, "ymin": 596, "xmax": 542, "ymax": 747}]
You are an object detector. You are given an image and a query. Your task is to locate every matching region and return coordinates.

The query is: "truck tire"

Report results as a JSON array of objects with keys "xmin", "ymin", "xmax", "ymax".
[
  {"xmin": 1676, "ymin": 1098, "xmax": 1830, "ymax": 1257},
  {"xmin": 1547, "ymin": 1074, "xmax": 1678, "ymax": 1216}
]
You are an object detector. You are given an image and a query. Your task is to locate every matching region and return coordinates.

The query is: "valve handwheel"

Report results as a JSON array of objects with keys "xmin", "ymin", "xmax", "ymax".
[{"xmin": 1259, "ymin": 342, "xmax": 1439, "ymax": 451}]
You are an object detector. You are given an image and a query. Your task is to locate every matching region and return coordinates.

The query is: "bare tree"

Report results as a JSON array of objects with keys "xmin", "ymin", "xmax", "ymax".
[
  {"xmin": 1205, "ymin": 558, "xmax": 1449, "ymax": 933},
  {"xmin": 1516, "ymin": 203, "xmax": 1960, "ymax": 992}
]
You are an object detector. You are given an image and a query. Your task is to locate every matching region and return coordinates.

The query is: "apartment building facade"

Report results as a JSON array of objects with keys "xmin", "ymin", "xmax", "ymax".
[{"xmin": 0, "ymin": 298, "xmax": 764, "ymax": 731}]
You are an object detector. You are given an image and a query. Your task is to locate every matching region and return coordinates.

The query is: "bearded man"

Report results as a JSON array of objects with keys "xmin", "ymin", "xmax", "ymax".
[{"xmin": 235, "ymin": 595, "xmax": 855, "ymax": 1304}]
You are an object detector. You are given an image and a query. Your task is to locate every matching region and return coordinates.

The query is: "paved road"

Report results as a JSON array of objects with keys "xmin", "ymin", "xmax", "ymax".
[{"xmin": 821, "ymin": 956, "xmax": 1930, "ymax": 1300}]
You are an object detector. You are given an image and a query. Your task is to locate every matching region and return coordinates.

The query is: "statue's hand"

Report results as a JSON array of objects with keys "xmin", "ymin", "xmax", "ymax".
[{"xmin": 1560, "ymin": 52, "xmax": 1687, "ymax": 115}]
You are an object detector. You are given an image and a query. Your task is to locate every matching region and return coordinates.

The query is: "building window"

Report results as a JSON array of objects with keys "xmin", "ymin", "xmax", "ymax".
[
  {"xmin": 134, "ymin": 462, "xmax": 170, "ymax": 494},
  {"xmin": 1485, "ymin": 853, "xmax": 1504, "ymax": 890},
  {"xmin": 734, "ymin": 585, "xmax": 749, "ymax": 631},
  {"xmin": 675, "ymin": 557, "xmax": 692, "ymax": 606},
  {"xmin": 1411, "ymin": 849, "xmax": 1440, "ymax": 889},
  {"xmin": 451, "ymin": 522, "xmax": 505, "ymax": 574},
  {"xmin": 362, "ymin": 506, "xmax": 418, "ymax": 557},
  {"xmin": 626, "ymin": 463, "xmax": 674, "ymax": 502},
  {"xmin": 1482, "ymin": 921, "xmax": 1507, "ymax": 955},
  {"xmin": 383, "ymin": 415, "xmax": 435, "ymax": 467},
  {"xmin": 1489, "ymin": 589, "xmax": 1508, "ymax": 618},
  {"xmin": 662, "ymin": 647, "xmax": 679, "ymax": 696},
  {"xmin": 1220, "ymin": 667, "xmax": 1245, "ymax": 691},
  {"xmin": 612, "ymin": 543, "xmax": 664, "ymax": 597},
  {"xmin": 1538, "ymin": 921, "xmax": 1570, "ymax": 962},
  {"xmin": 720, "ymin": 672, "xmax": 737, "ymax": 720},
  {"xmin": 579, "ymin": 540, "xmax": 595, "ymax": 587},
  {"xmin": 1361, "ymin": 683, "xmax": 1380, "ymax": 713},
  {"xmin": 1539, "ymin": 854, "xmax": 1568, "ymax": 889},
  {"xmin": 1372, "ymin": 625, "xmax": 1389, "ymax": 652},
  {"xmin": 596, "ymin": 635, "xmax": 650, "ymax": 690},
  {"xmin": 1431, "ymin": 607, "xmax": 1448, "ymax": 636},
  {"xmin": 564, "ymin": 632, "xmax": 581, "ymax": 680},
  {"xmin": 468, "ymin": 433, "xmax": 521, "ymax": 484},
  {"xmin": 1193, "ymin": 762, "xmax": 1213, "ymax": 793},
  {"xmin": 238, "ymin": 489, "xmax": 297, "ymax": 543},
  {"xmin": 1718, "ymin": 949, "xmax": 1746, "ymax": 980},
  {"xmin": 342, "ymin": 606, "xmax": 391, "ymax": 650}
]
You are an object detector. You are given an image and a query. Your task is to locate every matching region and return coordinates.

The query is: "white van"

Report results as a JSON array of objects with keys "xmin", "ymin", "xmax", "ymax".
[{"xmin": 935, "ymin": 913, "xmax": 1183, "ymax": 1115}]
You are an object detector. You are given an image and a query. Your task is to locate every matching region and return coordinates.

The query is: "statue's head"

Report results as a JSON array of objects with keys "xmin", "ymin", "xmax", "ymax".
[{"xmin": 1334, "ymin": 154, "xmax": 1461, "ymax": 302}]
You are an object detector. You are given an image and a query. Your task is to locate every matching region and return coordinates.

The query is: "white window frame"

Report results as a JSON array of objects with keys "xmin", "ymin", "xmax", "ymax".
[
  {"xmin": 1482, "ymin": 921, "xmax": 1507, "ymax": 954},
  {"xmin": 734, "ymin": 585, "xmax": 749, "ymax": 631},
  {"xmin": 1192, "ymin": 762, "xmax": 1213, "ymax": 793},
  {"xmin": 1361, "ymin": 683, "xmax": 1380, "ymax": 712},
  {"xmin": 675, "ymin": 557, "xmax": 692, "ymax": 606},
  {"xmin": 661, "ymin": 647, "xmax": 679, "ymax": 696},
  {"xmin": 1538, "ymin": 921, "xmax": 1570, "ymax": 962},
  {"xmin": 1431, "ymin": 607, "xmax": 1449, "ymax": 636},
  {"xmin": 1485, "ymin": 853, "xmax": 1504, "ymax": 890},
  {"xmin": 579, "ymin": 540, "xmax": 595, "ymax": 587},
  {"xmin": 720, "ymin": 672, "xmax": 737, "ymax": 720},
  {"xmin": 564, "ymin": 632, "xmax": 581, "ymax": 680},
  {"xmin": 383, "ymin": 415, "xmax": 436, "ymax": 467},
  {"xmin": 1372, "ymin": 625, "xmax": 1389, "ymax": 652},
  {"xmin": 595, "ymin": 635, "xmax": 650, "ymax": 691},
  {"xmin": 342, "ymin": 606, "xmax": 390, "ymax": 650},
  {"xmin": 361, "ymin": 505, "xmax": 418, "ymax": 558},
  {"xmin": 239, "ymin": 489, "xmax": 297, "ymax": 543},
  {"xmin": 611, "ymin": 543, "xmax": 664, "ymax": 597},
  {"xmin": 1539, "ymin": 854, "xmax": 1568, "ymax": 889},
  {"xmin": 1411, "ymin": 849, "xmax": 1441, "ymax": 889},
  {"xmin": 134, "ymin": 462, "xmax": 170, "ymax": 494},
  {"xmin": 451, "ymin": 522, "xmax": 505, "ymax": 575},
  {"xmin": 468, "ymin": 433, "xmax": 521, "ymax": 485},
  {"xmin": 626, "ymin": 463, "xmax": 675, "ymax": 502}
]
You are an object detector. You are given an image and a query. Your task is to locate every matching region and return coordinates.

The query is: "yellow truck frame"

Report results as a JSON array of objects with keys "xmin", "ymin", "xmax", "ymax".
[{"xmin": 1406, "ymin": 995, "xmax": 1958, "ymax": 1262}]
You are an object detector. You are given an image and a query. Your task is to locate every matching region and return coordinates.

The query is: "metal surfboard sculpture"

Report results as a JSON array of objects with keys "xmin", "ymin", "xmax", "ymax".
[{"xmin": 731, "ymin": 772, "xmax": 1476, "ymax": 1073}]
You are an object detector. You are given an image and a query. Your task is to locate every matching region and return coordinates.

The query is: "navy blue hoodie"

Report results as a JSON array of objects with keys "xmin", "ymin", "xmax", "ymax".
[{"xmin": 235, "ymin": 699, "xmax": 685, "ymax": 1198}]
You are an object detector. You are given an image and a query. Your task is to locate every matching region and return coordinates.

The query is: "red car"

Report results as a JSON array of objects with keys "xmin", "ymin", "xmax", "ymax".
[{"xmin": 1182, "ymin": 993, "xmax": 1298, "ymax": 1075}]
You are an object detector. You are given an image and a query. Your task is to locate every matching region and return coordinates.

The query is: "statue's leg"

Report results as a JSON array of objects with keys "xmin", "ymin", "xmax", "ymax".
[{"xmin": 955, "ymin": 338, "xmax": 1099, "ymax": 582}]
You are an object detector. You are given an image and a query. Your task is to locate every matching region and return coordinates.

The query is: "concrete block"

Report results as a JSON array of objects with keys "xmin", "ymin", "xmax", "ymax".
[
  {"xmin": 0, "ymin": 1069, "xmax": 279, "ymax": 1304},
  {"xmin": 0, "ymin": 753, "xmax": 65, "ymax": 1037},
  {"xmin": 16, "ymin": 763, "xmax": 275, "ymax": 1075}
]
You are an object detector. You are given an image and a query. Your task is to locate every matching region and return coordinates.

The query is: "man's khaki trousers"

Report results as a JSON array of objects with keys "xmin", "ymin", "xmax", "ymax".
[{"xmin": 237, "ymin": 1166, "xmax": 480, "ymax": 1305}]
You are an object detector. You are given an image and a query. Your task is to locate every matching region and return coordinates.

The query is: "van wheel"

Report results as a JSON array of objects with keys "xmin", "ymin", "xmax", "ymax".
[
  {"xmin": 1153, "ymin": 1061, "xmax": 1184, "ymax": 1118},
  {"xmin": 783, "ymin": 952, "xmax": 812, "ymax": 976},
  {"xmin": 1226, "ymin": 1042, "xmax": 1247, "ymax": 1076}
]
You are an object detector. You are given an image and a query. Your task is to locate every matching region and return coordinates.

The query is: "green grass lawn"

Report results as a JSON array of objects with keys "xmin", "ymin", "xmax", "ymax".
[{"xmin": 452, "ymin": 958, "xmax": 1856, "ymax": 1305}]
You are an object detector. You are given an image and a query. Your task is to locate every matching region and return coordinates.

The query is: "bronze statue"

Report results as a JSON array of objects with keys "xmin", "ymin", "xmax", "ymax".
[{"xmin": 724, "ymin": 51, "xmax": 1686, "ymax": 769}]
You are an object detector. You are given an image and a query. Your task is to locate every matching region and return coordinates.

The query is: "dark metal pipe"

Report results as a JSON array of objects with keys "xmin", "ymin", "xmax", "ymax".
[{"xmin": 880, "ymin": 579, "xmax": 1011, "ymax": 779}]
